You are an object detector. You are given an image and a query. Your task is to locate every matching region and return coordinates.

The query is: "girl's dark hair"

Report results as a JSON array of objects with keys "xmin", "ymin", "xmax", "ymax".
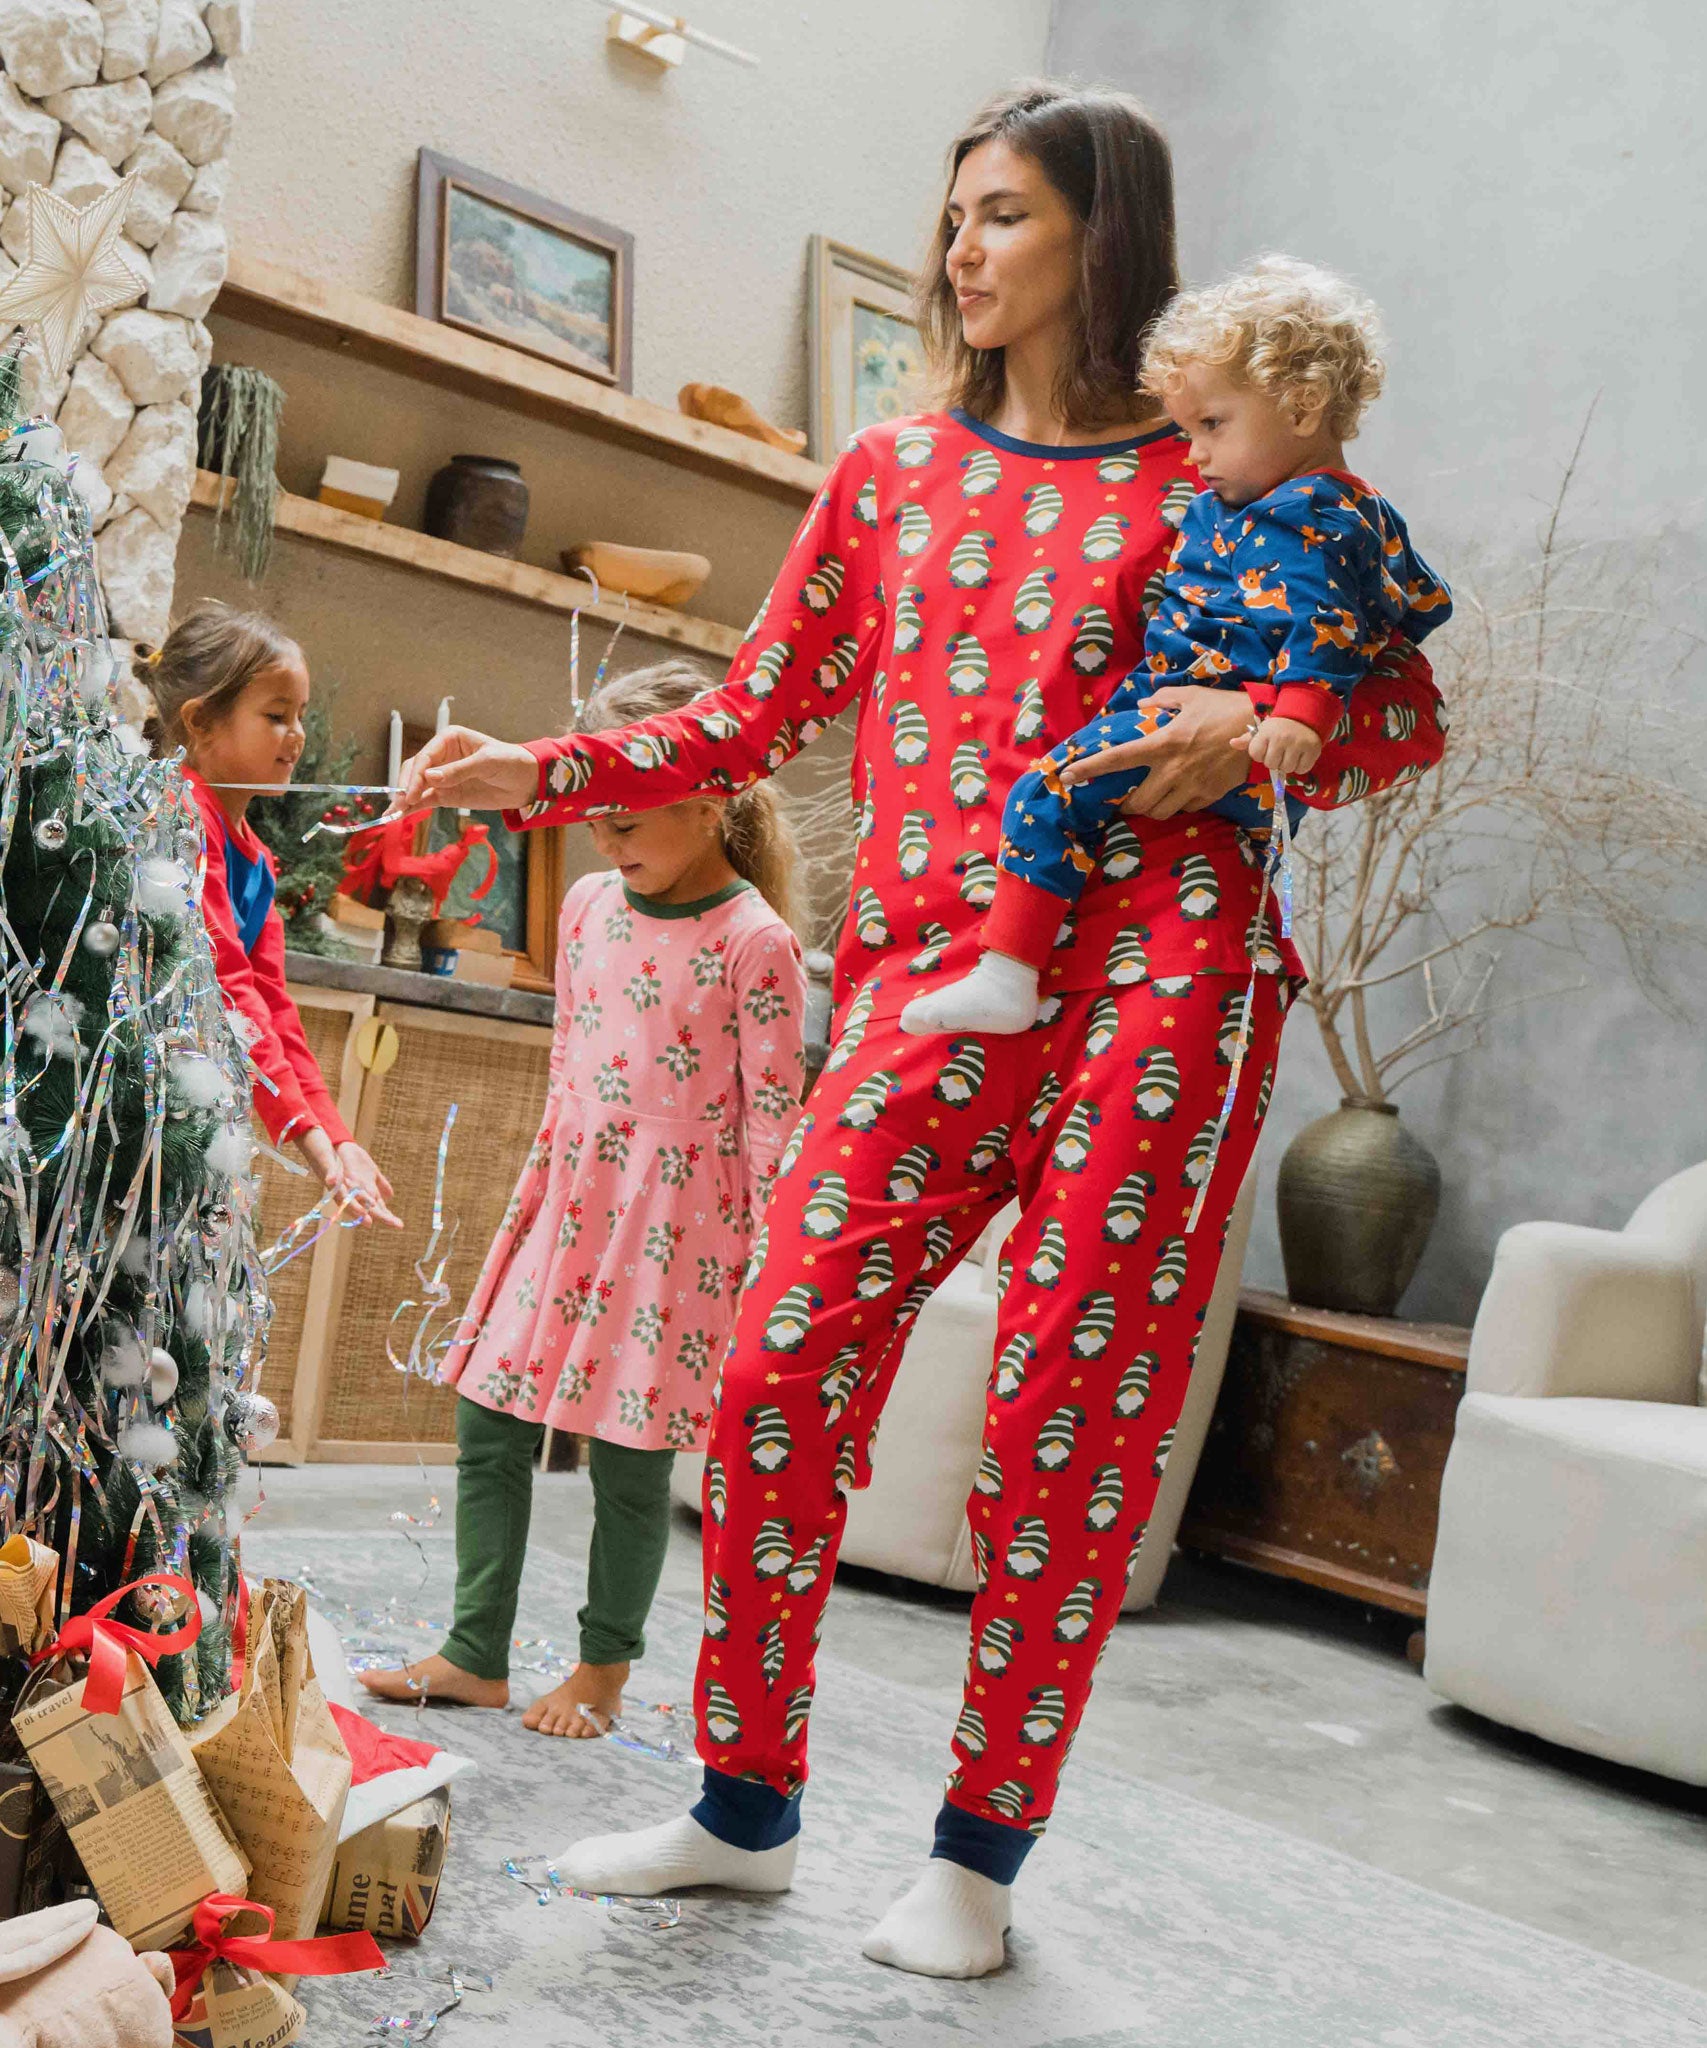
[
  {"xmin": 141, "ymin": 601, "xmax": 301, "ymax": 754},
  {"xmin": 917, "ymin": 80, "xmax": 1179, "ymax": 431}
]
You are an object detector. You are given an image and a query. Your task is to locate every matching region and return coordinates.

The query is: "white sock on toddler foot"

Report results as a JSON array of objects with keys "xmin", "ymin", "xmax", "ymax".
[
  {"xmin": 899, "ymin": 954, "xmax": 1041, "ymax": 1037},
  {"xmin": 553, "ymin": 1812, "xmax": 797, "ymax": 1896},
  {"xmin": 862, "ymin": 1859, "xmax": 1013, "ymax": 1978}
]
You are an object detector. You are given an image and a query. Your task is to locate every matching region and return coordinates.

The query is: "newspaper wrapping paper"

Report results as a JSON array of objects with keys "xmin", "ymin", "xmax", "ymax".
[
  {"xmin": 188, "ymin": 1581, "xmax": 351, "ymax": 1963},
  {"xmin": 9, "ymin": 1655, "xmax": 248, "ymax": 1948}
]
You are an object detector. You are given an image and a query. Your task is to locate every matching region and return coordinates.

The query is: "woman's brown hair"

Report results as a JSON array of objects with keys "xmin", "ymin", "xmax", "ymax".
[
  {"xmin": 917, "ymin": 80, "xmax": 1179, "ymax": 432},
  {"xmin": 575, "ymin": 659, "xmax": 803, "ymax": 934},
  {"xmin": 141, "ymin": 600, "xmax": 301, "ymax": 753}
]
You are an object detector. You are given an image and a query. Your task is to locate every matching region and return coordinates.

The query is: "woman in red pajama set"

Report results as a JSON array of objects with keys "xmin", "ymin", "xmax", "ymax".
[{"xmin": 401, "ymin": 85, "xmax": 1446, "ymax": 1977}]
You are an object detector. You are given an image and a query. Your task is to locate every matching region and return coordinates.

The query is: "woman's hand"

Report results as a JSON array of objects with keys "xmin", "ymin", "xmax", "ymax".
[
  {"xmin": 392, "ymin": 726, "xmax": 538, "ymax": 815},
  {"xmin": 1060, "ymin": 686, "xmax": 1252, "ymax": 820}
]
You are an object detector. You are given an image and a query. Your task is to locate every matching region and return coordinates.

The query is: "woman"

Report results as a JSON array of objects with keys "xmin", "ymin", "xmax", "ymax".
[{"xmin": 399, "ymin": 83, "xmax": 1444, "ymax": 1978}]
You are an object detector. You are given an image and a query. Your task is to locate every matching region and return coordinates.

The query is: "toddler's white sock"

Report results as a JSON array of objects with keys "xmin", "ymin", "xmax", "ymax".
[
  {"xmin": 553, "ymin": 1812, "xmax": 797, "ymax": 1895},
  {"xmin": 899, "ymin": 953, "xmax": 1041, "ymax": 1037},
  {"xmin": 861, "ymin": 1858, "xmax": 1013, "ymax": 1978}
]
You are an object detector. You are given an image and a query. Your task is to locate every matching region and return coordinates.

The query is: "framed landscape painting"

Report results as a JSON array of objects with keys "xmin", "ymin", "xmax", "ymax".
[
  {"xmin": 415, "ymin": 149, "xmax": 634, "ymax": 390},
  {"xmin": 807, "ymin": 236, "xmax": 924, "ymax": 460}
]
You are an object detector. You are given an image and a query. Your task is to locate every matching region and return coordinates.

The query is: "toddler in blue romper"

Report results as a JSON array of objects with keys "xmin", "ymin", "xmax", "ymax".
[{"xmin": 903, "ymin": 255, "xmax": 1453, "ymax": 1039}]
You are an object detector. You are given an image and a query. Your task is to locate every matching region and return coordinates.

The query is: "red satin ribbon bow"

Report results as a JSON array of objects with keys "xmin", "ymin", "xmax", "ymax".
[
  {"xmin": 29, "ymin": 1572, "xmax": 202, "ymax": 1716},
  {"xmin": 168, "ymin": 1895, "xmax": 385, "ymax": 2020}
]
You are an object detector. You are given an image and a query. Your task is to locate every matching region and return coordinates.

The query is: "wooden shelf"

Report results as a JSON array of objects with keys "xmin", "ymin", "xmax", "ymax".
[
  {"xmin": 215, "ymin": 253, "xmax": 828, "ymax": 504},
  {"xmin": 189, "ymin": 471, "xmax": 745, "ymax": 660}
]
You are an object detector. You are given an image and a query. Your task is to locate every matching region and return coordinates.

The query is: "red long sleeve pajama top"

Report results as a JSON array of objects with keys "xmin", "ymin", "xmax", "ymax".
[
  {"xmin": 187, "ymin": 768, "xmax": 352, "ymax": 1150},
  {"xmin": 511, "ymin": 411, "xmax": 1444, "ymax": 1011}
]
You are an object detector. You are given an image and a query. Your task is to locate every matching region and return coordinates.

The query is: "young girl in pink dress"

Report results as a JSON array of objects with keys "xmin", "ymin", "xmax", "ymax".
[{"xmin": 362, "ymin": 661, "xmax": 807, "ymax": 1737}]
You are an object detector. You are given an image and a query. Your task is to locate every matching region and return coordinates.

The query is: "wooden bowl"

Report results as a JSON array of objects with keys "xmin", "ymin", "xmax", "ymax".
[{"xmin": 563, "ymin": 541, "xmax": 711, "ymax": 608}]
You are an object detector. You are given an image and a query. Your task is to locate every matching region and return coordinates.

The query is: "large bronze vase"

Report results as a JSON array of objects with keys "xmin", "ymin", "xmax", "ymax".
[{"xmin": 1277, "ymin": 1101, "xmax": 1441, "ymax": 1316}]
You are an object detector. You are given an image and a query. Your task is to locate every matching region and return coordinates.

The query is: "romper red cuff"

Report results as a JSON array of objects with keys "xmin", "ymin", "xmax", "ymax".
[{"xmin": 1270, "ymin": 681, "xmax": 1347, "ymax": 739}]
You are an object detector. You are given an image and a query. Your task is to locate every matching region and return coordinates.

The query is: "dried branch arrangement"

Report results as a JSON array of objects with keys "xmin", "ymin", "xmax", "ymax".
[{"xmin": 1292, "ymin": 417, "xmax": 1707, "ymax": 1105}]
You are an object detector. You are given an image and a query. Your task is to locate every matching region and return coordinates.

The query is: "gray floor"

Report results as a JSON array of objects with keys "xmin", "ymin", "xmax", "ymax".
[{"xmin": 247, "ymin": 1461, "xmax": 1707, "ymax": 2036}]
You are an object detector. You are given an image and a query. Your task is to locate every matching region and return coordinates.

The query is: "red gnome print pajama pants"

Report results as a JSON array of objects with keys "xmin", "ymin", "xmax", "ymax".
[{"xmin": 696, "ymin": 971, "xmax": 1285, "ymax": 1837}]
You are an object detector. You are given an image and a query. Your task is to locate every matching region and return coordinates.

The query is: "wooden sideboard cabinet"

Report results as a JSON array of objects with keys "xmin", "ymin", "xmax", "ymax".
[{"xmin": 252, "ymin": 958, "xmax": 554, "ymax": 1462}]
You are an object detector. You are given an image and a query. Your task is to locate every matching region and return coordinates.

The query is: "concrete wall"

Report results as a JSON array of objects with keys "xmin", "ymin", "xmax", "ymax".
[
  {"xmin": 1047, "ymin": 0, "xmax": 1706, "ymax": 1319},
  {"xmin": 223, "ymin": 0, "xmax": 1052, "ymax": 427}
]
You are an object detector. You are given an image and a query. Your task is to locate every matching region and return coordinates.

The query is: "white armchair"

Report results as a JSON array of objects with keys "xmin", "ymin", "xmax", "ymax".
[
  {"xmin": 1424, "ymin": 1164, "xmax": 1707, "ymax": 1785},
  {"xmin": 673, "ymin": 1166, "xmax": 1258, "ymax": 1614}
]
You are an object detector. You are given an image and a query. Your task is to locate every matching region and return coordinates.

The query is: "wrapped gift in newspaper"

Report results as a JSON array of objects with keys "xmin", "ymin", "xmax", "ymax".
[{"xmin": 10, "ymin": 1576, "xmax": 248, "ymax": 1950}]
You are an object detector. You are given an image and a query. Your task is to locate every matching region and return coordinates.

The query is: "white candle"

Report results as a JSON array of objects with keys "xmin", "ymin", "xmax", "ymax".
[
  {"xmin": 435, "ymin": 694, "xmax": 452, "ymax": 736},
  {"xmin": 386, "ymin": 709, "xmax": 402, "ymax": 791}
]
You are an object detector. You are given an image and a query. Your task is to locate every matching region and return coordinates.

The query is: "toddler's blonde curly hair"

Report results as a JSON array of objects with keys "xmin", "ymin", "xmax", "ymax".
[{"xmin": 1141, "ymin": 255, "xmax": 1386, "ymax": 440}]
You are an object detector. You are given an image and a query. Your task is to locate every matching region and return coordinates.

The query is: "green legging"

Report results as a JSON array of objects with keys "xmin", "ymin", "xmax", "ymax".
[{"xmin": 441, "ymin": 1395, "xmax": 675, "ymax": 1679}]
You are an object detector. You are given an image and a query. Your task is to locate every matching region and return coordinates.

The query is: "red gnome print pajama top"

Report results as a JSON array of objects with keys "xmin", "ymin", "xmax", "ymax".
[{"xmin": 506, "ymin": 409, "xmax": 1446, "ymax": 1839}]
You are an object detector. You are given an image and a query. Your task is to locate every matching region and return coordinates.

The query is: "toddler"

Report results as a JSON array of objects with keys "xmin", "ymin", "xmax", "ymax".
[
  {"xmin": 362, "ymin": 660, "xmax": 807, "ymax": 1738},
  {"xmin": 903, "ymin": 256, "xmax": 1452, "ymax": 1037}
]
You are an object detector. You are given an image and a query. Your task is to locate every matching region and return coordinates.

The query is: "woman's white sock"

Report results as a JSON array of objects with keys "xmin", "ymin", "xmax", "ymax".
[
  {"xmin": 553, "ymin": 1812, "xmax": 797, "ymax": 1895},
  {"xmin": 862, "ymin": 1858, "xmax": 1013, "ymax": 1978},
  {"xmin": 899, "ymin": 954, "xmax": 1041, "ymax": 1037}
]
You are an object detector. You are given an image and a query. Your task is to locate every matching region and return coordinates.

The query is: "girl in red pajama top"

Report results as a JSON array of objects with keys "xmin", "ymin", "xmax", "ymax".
[
  {"xmin": 145, "ymin": 604, "xmax": 398, "ymax": 1225},
  {"xmin": 398, "ymin": 84, "xmax": 1445, "ymax": 1980}
]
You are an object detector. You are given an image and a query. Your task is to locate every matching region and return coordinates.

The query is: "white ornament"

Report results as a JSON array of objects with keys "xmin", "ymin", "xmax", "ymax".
[
  {"xmin": 0, "ymin": 178, "xmax": 148, "ymax": 375},
  {"xmin": 117, "ymin": 1419, "xmax": 176, "ymax": 1467},
  {"xmin": 167, "ymin": 1051, "xmax": 225, "ymax": 1107},
  {"xmin": 21, "ymin": 992, "xmax": 82, "ymax": 1057},
  {"xmin": 205, "ymin": 1121, "xmax": 251, "ymax": 1178},
  {"xmin": 145, "ymin": 1344, "xmax": 177, "ymax": 1404},
  {"xmin": 135, "ymin": 854, "xmax": 191, "ymax": 917},
  {"xmin": 98, "ymin": 1330, "xmax": 148, "ymax": 1385},
  {"xmin": 81, "ymin": 918, "xmax": 122, "ymax": 956}
]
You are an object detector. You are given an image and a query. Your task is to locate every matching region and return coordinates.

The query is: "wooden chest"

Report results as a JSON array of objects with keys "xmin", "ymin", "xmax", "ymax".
[{"xmin": 1178, "ymin": 1289, "xmax": 1470, "ymax": 1617}]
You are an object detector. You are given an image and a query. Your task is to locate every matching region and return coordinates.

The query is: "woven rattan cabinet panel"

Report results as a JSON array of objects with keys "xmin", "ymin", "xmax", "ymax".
[
  {"xmin": 316, "ymin": 1002, "xmax": 554, "ymax": 1450},
  {"xmin": 253, "ymin": 990, "xmax": 370, "ymax": 1457}
]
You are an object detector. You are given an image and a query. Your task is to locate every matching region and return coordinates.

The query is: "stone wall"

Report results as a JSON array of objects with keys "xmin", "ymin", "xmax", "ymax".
[{"xmin": 0, "ymin": 0, "xmax": 251, "ymax": 640}]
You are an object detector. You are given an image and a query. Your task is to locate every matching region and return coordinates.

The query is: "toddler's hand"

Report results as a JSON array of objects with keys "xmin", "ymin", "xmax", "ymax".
[{"xmin": 1241, "ymin": 715, "xmax": 1324, "ymax": 777}]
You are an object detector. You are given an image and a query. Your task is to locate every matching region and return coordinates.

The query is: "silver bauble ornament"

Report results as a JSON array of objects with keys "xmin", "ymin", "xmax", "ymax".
[
  {"xmin": 32, "ymin": 815, "xmax": 67, "ymax": 851},
  {"xmin": 226, "ymin": 1392, "xmax": 280, "ymax": 1453},
  {"xmin": 146, "ymin": 1347, "xmax": 178, "ymax": 1405},
  {"xmin": 81, "ymin": 919, "xmax": 121, "ymax": 957}
]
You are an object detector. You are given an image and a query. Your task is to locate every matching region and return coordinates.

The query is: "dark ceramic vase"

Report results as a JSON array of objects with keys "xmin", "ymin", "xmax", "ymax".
[
  {"xmin": 423, "ymin": 454, "xmax": 529, "ymax": 559},
  {"xmin": 1276, "ymin": 1100, "xmax": 1441, "ymax": 1317}
]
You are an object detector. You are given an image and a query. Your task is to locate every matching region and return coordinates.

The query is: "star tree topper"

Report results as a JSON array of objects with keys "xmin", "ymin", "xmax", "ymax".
[{"xmin": 0, "ymin": 179, "xmax": 146, "ymax": 378}]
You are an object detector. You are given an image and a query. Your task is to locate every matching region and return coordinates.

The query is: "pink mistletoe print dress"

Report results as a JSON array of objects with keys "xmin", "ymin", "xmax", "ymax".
[{"xmin": 440, "ymin": 871, "xmax": 807, "ymax": 1450}]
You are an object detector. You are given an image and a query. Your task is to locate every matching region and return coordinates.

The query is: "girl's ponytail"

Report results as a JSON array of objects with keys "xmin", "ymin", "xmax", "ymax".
[{"xmin": 574, "ymin": 658, "xmax": 803, "ymax": 933}]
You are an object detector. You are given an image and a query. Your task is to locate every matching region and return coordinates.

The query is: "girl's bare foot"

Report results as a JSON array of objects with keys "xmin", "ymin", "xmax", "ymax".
[
  {"xmin": 523, "ymin": 1660, "xmax": 630, "ymax": 1738},
  {"xmin": 357, "ymin": 1654, "xmax": 508, "ymax": 1709}
]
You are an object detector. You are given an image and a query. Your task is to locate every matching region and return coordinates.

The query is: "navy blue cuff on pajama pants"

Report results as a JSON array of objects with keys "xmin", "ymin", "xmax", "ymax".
[
  {"xmin": 932, "ymin": 1801, "xmax": 1036, "ymax": 1885},
  {"xmin": 692, "ymin": 1766, "xmax": 803, "ymax": 1851}
]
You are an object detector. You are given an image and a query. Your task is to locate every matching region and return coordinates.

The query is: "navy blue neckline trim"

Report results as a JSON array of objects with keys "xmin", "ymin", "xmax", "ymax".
[{"xmin": 949, "ymin": 407, "xmax": 1181, "ymax": 460}]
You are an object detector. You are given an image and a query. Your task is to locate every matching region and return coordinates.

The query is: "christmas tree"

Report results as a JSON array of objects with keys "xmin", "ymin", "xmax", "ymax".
[{"xmin": 0, "ymin": 345, "xmax": 269, "ymax": 1725}]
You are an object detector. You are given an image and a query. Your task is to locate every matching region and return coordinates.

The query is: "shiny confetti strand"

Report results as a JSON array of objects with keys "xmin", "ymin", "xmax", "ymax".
[
  {"xmin": 370, "ymin": 1962, "xmax": 493, "ymax": 2040},
  {"xmin": 386, "ymin": 1105, "xmax": 467, "ymax": 1387},
  {"xmin": 501, "ymin": 1858, "xmax": 682, "ymax": 1932}
]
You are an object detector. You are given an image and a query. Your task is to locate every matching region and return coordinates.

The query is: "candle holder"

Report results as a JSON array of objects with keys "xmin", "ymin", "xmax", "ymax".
[{"xmin": 382, "ymin": 874, "xmax": 437, "ymax": 971}]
